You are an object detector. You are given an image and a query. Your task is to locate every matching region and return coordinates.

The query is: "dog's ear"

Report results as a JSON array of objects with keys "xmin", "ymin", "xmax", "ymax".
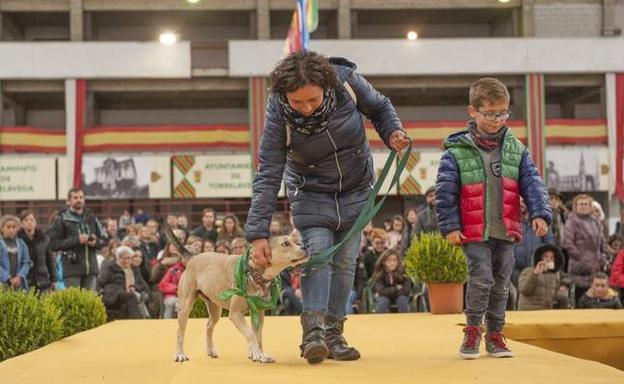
[{"xmin": 163, "ymin": 225, "xmax": 192, "ymax": 259}]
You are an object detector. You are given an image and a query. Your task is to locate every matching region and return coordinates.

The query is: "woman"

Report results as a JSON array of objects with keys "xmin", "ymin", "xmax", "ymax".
[
  {"xmin": 98, "ymin": 246, "xmax": 149, "ymax": 319},
  {"xmin": 245, "ymin": 51, "xmax": 409, "ymax": 364},
  {"xmin": 18, "ymin": 210, "xmax": 56, "ymax": 292},
  {"xmin": 217, "ymin": 214, "xmax": 244, "ymax": 243},
  {"xmin": 564, "ymin": 194, "xmax": 607, "ymax": 303},
  {"xmin": 373, "ymin": 249, "xmax": 412, "ymax": 313}
]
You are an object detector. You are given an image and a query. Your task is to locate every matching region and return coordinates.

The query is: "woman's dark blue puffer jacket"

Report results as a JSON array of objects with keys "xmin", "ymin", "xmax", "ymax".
[{"xmin": 245, "ymin": 57, "xmax": 402, "ymax": 241}]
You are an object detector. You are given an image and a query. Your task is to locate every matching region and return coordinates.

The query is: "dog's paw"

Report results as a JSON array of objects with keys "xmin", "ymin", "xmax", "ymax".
[
  {"xmin": 258, "ymin": 355, "xmax": 275, "ymax": 364},
  {"xmin": 174, "ymin": 353, "xmax": 190, "ymax": 362},
  {"xmin": 207, "ymin": 348, "xmax": 219, "ymax": 358},
  {"xmin": 251, "ymin": 352, "xmax": 275, "ymax": 363}
]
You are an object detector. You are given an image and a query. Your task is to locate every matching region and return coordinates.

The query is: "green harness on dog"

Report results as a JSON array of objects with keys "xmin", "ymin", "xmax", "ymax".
[{"xmin": 218, "ymin": 248, "xmax": 282, "ymax": 330}]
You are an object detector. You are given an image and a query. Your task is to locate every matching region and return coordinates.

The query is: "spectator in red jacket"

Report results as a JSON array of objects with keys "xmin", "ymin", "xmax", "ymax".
[
  {"xmin": 608, "ymin": 249, "xmax": 624, "ymax": 303},
  {"xmin": 158, "ymin": 257, "xmax": 186, "ymax": 319}
]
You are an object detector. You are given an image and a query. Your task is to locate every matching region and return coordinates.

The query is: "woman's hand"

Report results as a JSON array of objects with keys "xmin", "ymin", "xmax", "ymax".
[
  {"xmin": 389, "ymin": 130, "xmax": 411, "ymax": 152},
  {"xmin": 251, "ymin": 238, "xmax": 272, "ymax": 268}
]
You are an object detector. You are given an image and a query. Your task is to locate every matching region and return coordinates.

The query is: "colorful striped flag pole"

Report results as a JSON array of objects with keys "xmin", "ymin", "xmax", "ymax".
[{"xmin": 283, "ymin": 0, "xmax": 319, "ymax": 54}]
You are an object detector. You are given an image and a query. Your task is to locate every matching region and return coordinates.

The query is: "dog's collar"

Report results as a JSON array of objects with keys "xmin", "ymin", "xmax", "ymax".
[{"xmin": 247, "ymin": 266, "xmax": 273, "ymax": 297}]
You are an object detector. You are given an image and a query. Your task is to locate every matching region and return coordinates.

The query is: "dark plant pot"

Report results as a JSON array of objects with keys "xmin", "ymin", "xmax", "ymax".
[{"xmin": 428, "ymin": 282, "xmax": 464, "ymax": 314}]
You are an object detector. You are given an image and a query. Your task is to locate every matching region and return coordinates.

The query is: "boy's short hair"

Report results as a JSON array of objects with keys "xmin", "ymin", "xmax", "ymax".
[
  {"xmin": 469, "ymin": 77, "xmax": 510, "ymax": 109},
  {"xmin": 592, "ymin": 272, "xmax": 608, "ymax": 281}
]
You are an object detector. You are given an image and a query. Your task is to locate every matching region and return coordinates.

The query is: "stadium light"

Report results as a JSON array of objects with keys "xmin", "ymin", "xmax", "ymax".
[
  {"xmin": 159, "ymin": 32, "xmax": 178, "ymax": 45},
  {"xmin": 407, "ymin": 31, "xmax": 418, "ymax": 41}
]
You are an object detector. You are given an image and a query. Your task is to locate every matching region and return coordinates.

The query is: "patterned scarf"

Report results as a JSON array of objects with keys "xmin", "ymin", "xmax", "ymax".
[
  {"xmin": 468, "ymin": 120, "xmax": 507, "ymax": 151},
  {"xmin": 278, "ymin": 88, "xmax": 337, "ymax": 136}
]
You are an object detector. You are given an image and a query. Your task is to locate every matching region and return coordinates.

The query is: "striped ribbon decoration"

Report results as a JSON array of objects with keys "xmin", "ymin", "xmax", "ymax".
[
  {"xmin": 399, "ymin": 151, "xmax": 422, "ymax": 195},
  {"xmin": 172, "ymin": 155, "xmax": 196, "ymax": 198},
  {"xmin": 248, "ymin": 77, "xmax": 268, "ymax": 175},
  {"xmin": 525, "ymin": 74, "xmax": 547, "ymax": 177}
]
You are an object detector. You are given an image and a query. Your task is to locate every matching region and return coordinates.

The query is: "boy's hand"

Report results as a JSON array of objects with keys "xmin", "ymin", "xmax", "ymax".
[
  {"xmin": 531, "ymin": 218, "xmax": 548, "ymax": 237},
  {"xmin": 446, "ymin": 231, "xmax": 466, "ymax": 246}
]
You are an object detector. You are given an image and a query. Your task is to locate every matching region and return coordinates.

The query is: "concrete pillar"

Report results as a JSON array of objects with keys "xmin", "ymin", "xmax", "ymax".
[
  {"xmin": 70, "ymin": 0, "xmax": 84, "ymax": 41},
  {"xmin": 603, "ymin": 0, "xmax": 621, "ymax": 36},
  {"xmin": 522, "ymin": 0, "xmax": 534, "ymax": 37},
  {"xmin": 338, "ymin": 0, "xmax": 351, "ymax": 39},
  {"xmin": 256, "ymin": 0, "xmax": 270, "ymax": 39}
]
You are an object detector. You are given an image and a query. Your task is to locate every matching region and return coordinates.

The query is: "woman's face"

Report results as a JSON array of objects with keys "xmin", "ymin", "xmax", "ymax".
[
  {"xmin": 286, "ymin": 84, "xmax": 324, "ymax": 117},
  {"xmin": 384, "ymin": 255, "xmax": 399, "ymax": 271},
  {"xmin": 117, "ymin": 252, "xmax": 132, "ymax": 269},
  {"xmin": 392, "ymin": 219, "xmax": 404, "ymax": 233},
  {"xmin": 131, "ymin": 251, "xmax": 143, "ymax": 267},
  {"xmin": 203, "ymin": 241, "xmax": 215, "ymax": 252},
  {"xmin": 575, "ymin": 198, "xmax": 592, "ymax": 216},
  {"xmin": 406, "ymin": 210, "xmax": 417, "ymax": 224},
  {"xmin": 1, "ymin": 221, "xmax": 19, "ymax": 239},
  {"xmin": 225, "ymin": 218, "xmax": 236, "ymax": 232}
]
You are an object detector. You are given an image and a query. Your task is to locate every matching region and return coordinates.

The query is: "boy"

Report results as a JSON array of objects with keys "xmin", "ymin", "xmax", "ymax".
[
  {"xmin": 435, "ymin": 78, "xmax": 552, "ymax": 359},
  {"xmin": 576, "ymin": 272, "xmax": 623, "ymax": 309}
]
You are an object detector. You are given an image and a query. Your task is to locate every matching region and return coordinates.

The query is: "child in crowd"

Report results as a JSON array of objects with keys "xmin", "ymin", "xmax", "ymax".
[{"xmin": 373, "ymin": 249, "xmax": 412, "ymax": 313}]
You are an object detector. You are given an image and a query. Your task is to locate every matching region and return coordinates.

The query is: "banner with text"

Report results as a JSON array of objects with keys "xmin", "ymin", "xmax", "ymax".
[
  {"xmin": 173, "ymin": 154, "xmax": 254, "ymax": 198},
  {"xmin": 0, "ymin": 157, "xmax": 57, "ymax": 201}
]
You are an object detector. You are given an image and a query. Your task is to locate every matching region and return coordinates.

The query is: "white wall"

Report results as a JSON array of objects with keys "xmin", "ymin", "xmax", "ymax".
[
  {"xmin": 229, "ymin": 38, "xmax": 624, "ymax": 76},
  {"xmin": 0, "ymin": 42, "xmax": 191, "ymax": 79}
]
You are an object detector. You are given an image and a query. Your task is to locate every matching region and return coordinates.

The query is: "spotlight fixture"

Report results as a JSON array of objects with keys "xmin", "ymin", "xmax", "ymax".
[{"xmin": 159, "ymin": 32, "xmax": 178, "ymax": 45}]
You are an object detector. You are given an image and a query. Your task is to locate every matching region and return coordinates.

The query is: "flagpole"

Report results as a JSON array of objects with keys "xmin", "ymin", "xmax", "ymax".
[{"xmin": 298, "ymin": 0, "xmax": 309, "ymax": 51}]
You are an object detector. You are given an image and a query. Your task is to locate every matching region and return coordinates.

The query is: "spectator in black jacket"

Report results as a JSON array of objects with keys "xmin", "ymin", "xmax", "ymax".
[
  {"xmin": 98, "ymin": 245, "xmax": 150, "ymax": 319},
  {"xmin": 48, "ymin": 188, "xmax": 106, "ymax": 290},
  {"xmin": 18, "ymin": 210, "xmax": 55, "ymax": 292},
  {"xmin": 576, "ymin": 272, "xmax": 623, "ymax": 309},
  {"xmin": 191, "ymin": 208, "xmax": 218, "ymax": 243},
  {"xmin": 373, "ymin": 249, "xmax": 412, "ymax": 313}
]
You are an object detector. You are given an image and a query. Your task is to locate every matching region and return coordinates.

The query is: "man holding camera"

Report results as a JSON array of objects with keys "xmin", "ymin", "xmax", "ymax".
[{"xmin": 48, "ymin": 188, "xmax": 106, "ymax": 290}]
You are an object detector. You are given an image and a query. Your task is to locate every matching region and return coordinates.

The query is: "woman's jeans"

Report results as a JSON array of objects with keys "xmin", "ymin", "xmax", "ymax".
[
  {"xmin": 376, "ymin": 295, "xmax": 410, "ymax": 313},
  {"xmin": 300, "ymin": 227, "xmax": 361, "ymax": 320},
  {"xmin": 463, "ymin": 238, "xmax": 514, "ymax": 332}
]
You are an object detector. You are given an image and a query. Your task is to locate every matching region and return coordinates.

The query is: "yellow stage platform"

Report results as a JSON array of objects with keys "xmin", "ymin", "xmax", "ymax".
[{"xmin": 1, "ymin": 310, "xmax": 622, "ymax": 384}]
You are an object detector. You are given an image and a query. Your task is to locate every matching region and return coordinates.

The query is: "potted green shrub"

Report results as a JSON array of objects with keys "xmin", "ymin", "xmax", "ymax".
[{"xmin": 404, "ymin": 232, "xmax": 468, "ymax": 314}]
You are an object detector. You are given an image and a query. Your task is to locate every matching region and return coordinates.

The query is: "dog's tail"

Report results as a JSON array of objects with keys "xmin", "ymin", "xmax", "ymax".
[{"xmin": 163, "ymin": 225, "xmax": 193, "ymax": 262}]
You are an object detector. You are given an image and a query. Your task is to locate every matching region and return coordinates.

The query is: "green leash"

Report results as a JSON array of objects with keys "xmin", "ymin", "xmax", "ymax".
[
  {"xmin": 218, "ymin": 248, "xmax": 282, "ymax": 330},
  {"xmin": 305, "ymin": 142, "xmax": 413, "ymax": 270}
]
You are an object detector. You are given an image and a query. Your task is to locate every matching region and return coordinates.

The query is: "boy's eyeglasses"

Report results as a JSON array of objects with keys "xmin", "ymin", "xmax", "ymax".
[{"xmin": 477, "ymin": 109, "xmax": 511, "ymax": 122}]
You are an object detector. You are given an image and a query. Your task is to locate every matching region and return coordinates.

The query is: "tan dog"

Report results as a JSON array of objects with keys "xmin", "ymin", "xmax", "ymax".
[{"xmin": 165, "ymin": 228, "xmax": 308, "ymax": 364}]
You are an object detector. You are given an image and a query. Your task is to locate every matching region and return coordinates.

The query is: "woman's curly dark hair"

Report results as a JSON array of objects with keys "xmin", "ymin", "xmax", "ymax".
[{"xmin": 269, "ymin": 51, "xmax": 338, "ymax": 95}]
